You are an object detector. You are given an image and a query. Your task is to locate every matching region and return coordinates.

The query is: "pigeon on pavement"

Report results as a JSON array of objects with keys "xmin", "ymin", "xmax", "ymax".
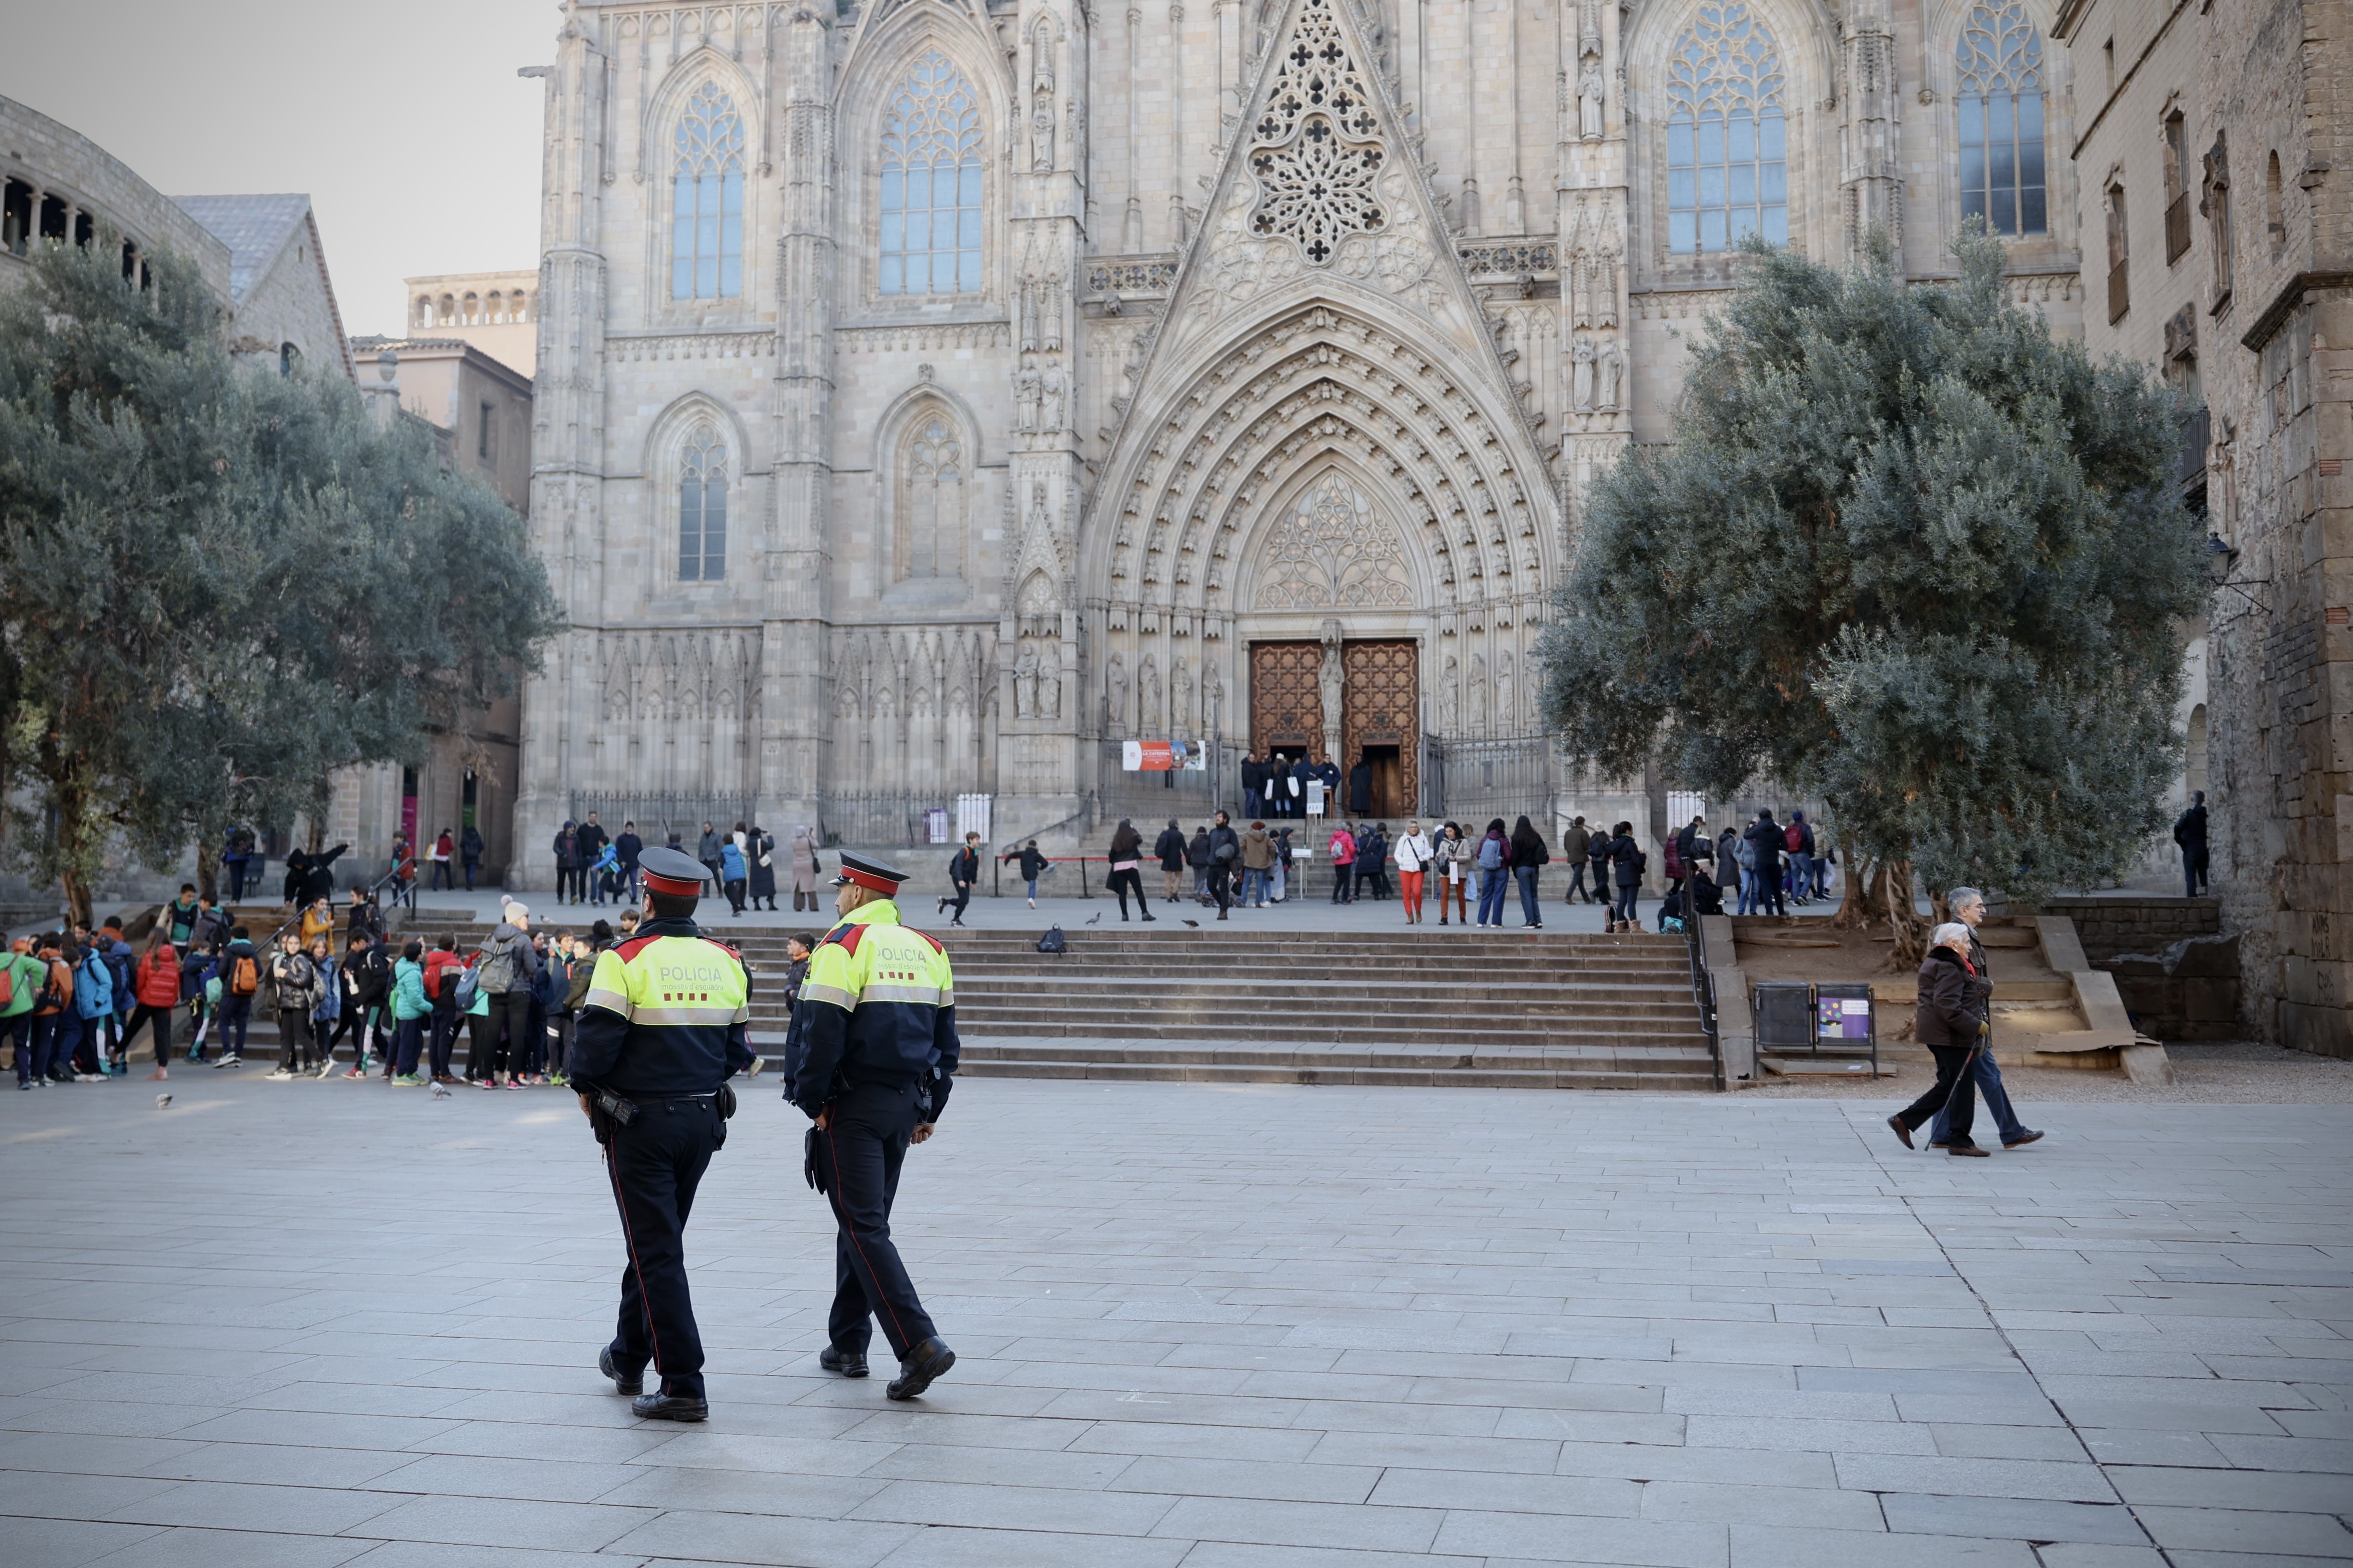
[{"xmin": 1085, "ymin": 912, "xmax": 1102, "ymax": 926}]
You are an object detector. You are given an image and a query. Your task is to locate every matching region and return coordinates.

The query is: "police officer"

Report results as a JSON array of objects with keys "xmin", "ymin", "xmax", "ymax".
[
  {"xmin": 784, "ymin": 850, "xmax": 959, "ymax": 1400},
  {"xmin": 573, "ymin": 845, "xmax": 753, "ymax": 1422}
]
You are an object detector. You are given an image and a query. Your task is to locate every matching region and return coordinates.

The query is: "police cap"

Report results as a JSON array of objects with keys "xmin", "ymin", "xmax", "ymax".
[
  {"xmin": 639, "ymin": 845, "xmax": 712, "ymax": 896},
  {"xmin": 834, "ymin": 849, "xmax": 908, "ymax": 894}
]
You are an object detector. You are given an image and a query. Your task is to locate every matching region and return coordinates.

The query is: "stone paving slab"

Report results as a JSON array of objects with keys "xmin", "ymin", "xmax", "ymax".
[{"xmin": 1, "ymin": 1077, "xmax": 2349, "ymax": 1567}]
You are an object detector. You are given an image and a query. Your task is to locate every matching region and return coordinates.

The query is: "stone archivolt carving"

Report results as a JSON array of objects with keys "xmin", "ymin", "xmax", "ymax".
[
  {"xmin": 1254, "ymin": 471, "xmax": 1413, "ymax": 610},
  {"xmin": 1106, "ymin": 307, "xmax": 1544, "ymax": 623}
]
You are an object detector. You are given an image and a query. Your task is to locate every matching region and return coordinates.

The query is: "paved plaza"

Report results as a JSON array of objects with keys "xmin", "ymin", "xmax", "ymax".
[{"xmin": 3, "ymin": 1076, "xmax": 2349, "ymax": 1568}]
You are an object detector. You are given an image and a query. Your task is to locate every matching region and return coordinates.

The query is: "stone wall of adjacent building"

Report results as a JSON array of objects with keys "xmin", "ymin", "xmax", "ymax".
[
  {"xmin": 0, "ymin": 94, "xmax": 230, "ymax": 296},
  {"xmin": 2039, "ymin": 894, "xmax": 2224, "ymax": 962},
  {"xmin": 2057, "ymin": 0, "xmax": 2353, "ymax": 1057}
]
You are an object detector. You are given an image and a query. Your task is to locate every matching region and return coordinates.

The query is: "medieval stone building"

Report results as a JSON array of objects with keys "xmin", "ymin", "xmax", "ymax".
[{"xmin": 516, "ymin": 0, "xmax": 2086, "ymax": 874}]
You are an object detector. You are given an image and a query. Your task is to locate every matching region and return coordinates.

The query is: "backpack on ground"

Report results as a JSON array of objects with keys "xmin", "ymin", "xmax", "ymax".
[
  {"xmin": 1036, "ymin": 926, "xmax": 1067, "ymax": 954},
  {"xmin": 230, "ymin": 954, "xmax": 259, "ymax": 996}
]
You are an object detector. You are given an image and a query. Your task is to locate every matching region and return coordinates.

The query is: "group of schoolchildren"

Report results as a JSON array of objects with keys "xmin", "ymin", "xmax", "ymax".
[{"xmin": 0, "ymin": 886, "xmax": 647, "ymax": 1091}]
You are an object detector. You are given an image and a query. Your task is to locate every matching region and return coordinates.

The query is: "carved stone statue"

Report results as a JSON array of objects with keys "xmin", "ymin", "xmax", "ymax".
[
  {"xmin": 1571, "ymin": 338, "xmax": 1596, "ymax": 413},
  {"xmin": 1203, "ymin": 661, "xmax": 1223, "ymax": 732},
  {"xmin": 1579, "ymin": 55, "xmax": 1606, "ymax": 140},
  {"xmin": 1318, "ymin": 620, "xmax": 1345, "ymax": 763},
  {"xmin": 1106, "ymin": 652, "xmax": 1129, "ymax": 735},
  {"xmin": 1496, "ymin": 650, "xmax": 1515, "ymax": 733},
  {"xmin": 1468, "ymin": 653, "xmax": 1489, "ymax": 734},
  {"xmin": 1033, "ymin": 88, "xmax": 1056, "ymax": 170},
  {"xmin": 1438, "ymin": 655, "xmax": 1460, "ymax": 734},
  {"xmin": 1171, "ymin": 658, "xmax": 1193, "ymax": 733},
  {"xmin": 1594, "ymin": 335, "xmax": 1623, "ymax": 412},
  {"xmin": 1012, "ymin": 647, "xmax": 1040, "ymax": 718},
  {"xmin": 1139, "ymin": 654, "xmax": 1162, "ymax": 733},
  {"xmin": 1014, "ymin": 365, "xmax": 1042, "ymax": 432},
  {"xmin": 1037, "ymin": 645, "xmax": 1062, "ymax": 719},
  {"xmin": 1040, "ymin": 361, "xmax": 1066, "ymax": 432}
]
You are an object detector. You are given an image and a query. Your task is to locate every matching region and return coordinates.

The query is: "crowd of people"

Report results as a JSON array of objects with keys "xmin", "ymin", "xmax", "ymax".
[
  {"xmin": 542, "ymin": 816, "xmax": 831, "ymax": 918},
  {"xmin": 0, "ymin": 889, "xmax": 751, "ymax": 1091}
]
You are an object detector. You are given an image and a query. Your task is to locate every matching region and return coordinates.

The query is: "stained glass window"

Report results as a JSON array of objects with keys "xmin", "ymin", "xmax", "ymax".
[
  {"xmin": 679, "ymin": 430, "xmax": 728, "ymax": 582},
  {"xmin": 880, "ymin": 52, "xmax": 985, "ymax": 295},
  {"xmin": 672, "ymin": 83, "xmax": 746, "ymax": 299},
  {"xmin": 1665, "ymin": 3, "xmax": 1788, "ymax": 255},
  {"xmin": 1956, "ymin": 4, "xmax": 2047, "ymax": 236}
]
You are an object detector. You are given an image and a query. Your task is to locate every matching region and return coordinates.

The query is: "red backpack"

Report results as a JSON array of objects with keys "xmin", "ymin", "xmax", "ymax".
[{"xmin": 1785, "ymin": 823, "xmax": 1805, "ymax": 852}]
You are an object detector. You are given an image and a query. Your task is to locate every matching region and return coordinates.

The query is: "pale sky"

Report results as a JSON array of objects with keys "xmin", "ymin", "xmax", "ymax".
[{"xmin": 2, "ymin": 0, "xmax": 555, "ymax": 338}]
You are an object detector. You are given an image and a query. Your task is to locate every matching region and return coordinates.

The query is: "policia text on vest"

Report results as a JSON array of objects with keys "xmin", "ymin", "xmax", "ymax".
[
  {"xmin": 574, "ymin": 845, "xmax": 753, "ymax": 1422},
  {"xmin": 783, "ymin": 849, "xmax": 960, "ymax": 1401}
]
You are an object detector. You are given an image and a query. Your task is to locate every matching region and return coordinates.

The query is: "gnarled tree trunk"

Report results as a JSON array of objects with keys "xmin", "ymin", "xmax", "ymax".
[{"xmin": 1833, "ymin": 846, "xmax": 1932, "ymax": 968}]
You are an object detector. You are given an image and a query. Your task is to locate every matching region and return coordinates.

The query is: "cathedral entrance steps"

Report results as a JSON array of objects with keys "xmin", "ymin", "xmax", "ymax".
[{"xmin": 956, "ymin": 1039, "xmax": 1717, "ymax": 1091}]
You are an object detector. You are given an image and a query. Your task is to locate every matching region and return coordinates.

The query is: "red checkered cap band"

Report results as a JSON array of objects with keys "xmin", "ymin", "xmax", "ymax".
[
  {"xmin": 642, "ymin": 870, "xmax": 704, "ymax": 896},
  {"xmin": 840, "ymin": 865, "xmax": 901, "ymax": 892}
]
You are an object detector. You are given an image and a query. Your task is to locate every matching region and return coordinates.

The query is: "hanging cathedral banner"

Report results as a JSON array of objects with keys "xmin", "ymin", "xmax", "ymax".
[{"xmin": 514, "ymin": 0, "xmax": 2080, "ymax": 871}]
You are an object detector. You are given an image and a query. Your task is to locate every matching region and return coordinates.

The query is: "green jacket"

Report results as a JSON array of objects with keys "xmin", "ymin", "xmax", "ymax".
[
  {"xmin": 1, "ymin": 951, "xmax": 46, "ymax": 1018},
  {"xmin": 391, "ymin": 957, "xmax": 430, "ymax": 1021}
]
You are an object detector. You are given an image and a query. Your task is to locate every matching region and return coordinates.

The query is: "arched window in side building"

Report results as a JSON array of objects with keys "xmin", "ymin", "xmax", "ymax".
[
  {"xmin": 672, "ymin": 82, "xmax": 746, "ymax": 299},
  {"xmin": 1955, "ymin": 3, "xmax": 2047, "ymax": 236},
  {"xmin": 487, "ymin": 290, "xmax": 504, "ymax": 322},
  {"xmin": 415, "ymin": 294, "xmax": 435, "ymax": 329},
  {"xmin": 678, "ymin": 427, "xmax": 729, "ymax": 582},
  {"xmin": 895, "ymin": 408, "xmax": 967, "ymax": 581},
  {"xmin": 1664, "ymin": 3, "xmax": 1788, "ymax": 255},
  {"xmin": 879, "ymin": 51, "xmax": 985, "ymax": 295}
]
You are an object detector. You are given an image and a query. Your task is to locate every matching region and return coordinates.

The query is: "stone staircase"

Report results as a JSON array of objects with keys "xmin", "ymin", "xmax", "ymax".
[{"xmin": 197, "ymin": 910, "xmax": 1720, "ymax": 1091}]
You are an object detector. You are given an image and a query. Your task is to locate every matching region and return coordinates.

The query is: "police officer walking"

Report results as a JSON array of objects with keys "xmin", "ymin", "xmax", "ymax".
[
  {"xmin": 785, "ymin": 850, "xmax": 959, "ymax": 1400},
  {"xmin": 573, "ymin": 845, "xmax": 754, "ymax": 1422}
]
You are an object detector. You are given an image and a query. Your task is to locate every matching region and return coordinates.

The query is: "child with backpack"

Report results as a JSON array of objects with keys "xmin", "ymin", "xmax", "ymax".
[
  {"xmin": 211, "ymin": 926, "xmax": 263, "ymax": 1069},
  {"xmin": 268, "ymin": 930, "xmax": 323, "ymax": 1078},
  {"xmin": 72, "ymin": 936, "xmax": 114, "ymax": 1079}
]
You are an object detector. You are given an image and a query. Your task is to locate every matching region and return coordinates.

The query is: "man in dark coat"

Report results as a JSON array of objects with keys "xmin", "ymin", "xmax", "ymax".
[
  {"xmin": 1289, "ymin": 754, "xmax": 1314, "ymax": 819},
  {"xmin": 1239, "ymin": 752, "xmax": 1266, "ymax": 822},
  {"xmin": 1347, "ymin": 754, "xmax": 1374, "ymax": 816},
  {"xmin": 1744, "ymin": 812, "xmax": 1786, "ymax": 917},
  {"xmin": 2172, "ymin": 791, "xmax": 2209, "ymax": 896}
]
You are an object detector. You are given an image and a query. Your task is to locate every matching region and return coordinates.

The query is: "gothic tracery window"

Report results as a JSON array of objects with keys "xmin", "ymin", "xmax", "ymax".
[
  {"xmin": 896, "ymin": 412, "xmax": 966, "ymax": 581},
  {"xmin": 1956, "ymin": 3, "xmax": 2047, "ymax": 236},
  {"xmin": 1665, "ymin": 3, "xmax": 1788, "ymax": 255},
  {"xmin": 880, "ymin": 52, "xmax": 984, "ymax": 296},
  {"xmin": 678, "ymin": 428, "xmax": 728, "ymax": 582},
  {"xmin": 672, "ymin": 82, "xmax": 746, "ymax": 300}
]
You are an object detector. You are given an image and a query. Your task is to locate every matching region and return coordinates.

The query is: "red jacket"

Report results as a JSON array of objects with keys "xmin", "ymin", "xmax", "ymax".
[
  {"xmin": 135, "ymin": 944, "xmax": 180, "ymax": 1008},
  {"xmin": 422, "ymin": 948, "xmax": 464, "ymax": 1001}
]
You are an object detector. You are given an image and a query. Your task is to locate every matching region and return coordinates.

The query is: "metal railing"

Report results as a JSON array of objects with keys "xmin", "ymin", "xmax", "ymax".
[
  {"xmin": 1422, "ymin": 733, "xmax": 1558, "ymax": 826},
  {"xmin": 818, "ymin": 792, "xmax": 949, "ymax": 848},
  {"xmin": 1095, "ymin": 740, "xmax": 1233, "ymax": 827},
  {"xmin": 1674, "ymin": 904, "xmax": 1725, "ymax": 1092}
]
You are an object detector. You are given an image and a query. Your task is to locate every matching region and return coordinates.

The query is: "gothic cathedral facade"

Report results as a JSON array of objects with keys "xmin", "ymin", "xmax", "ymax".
[{"xmin": 517, "ymin": 0, "xmax": 2083, "ymax": 872}]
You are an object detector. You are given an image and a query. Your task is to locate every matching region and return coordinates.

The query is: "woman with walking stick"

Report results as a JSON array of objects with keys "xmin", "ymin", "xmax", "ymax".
[{"xmin": 1887, "ymin": 922, "xmax": 1994, "ymax": 1156}]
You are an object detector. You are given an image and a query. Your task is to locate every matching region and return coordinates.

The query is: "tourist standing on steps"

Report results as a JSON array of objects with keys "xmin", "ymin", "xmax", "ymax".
[
  {"xmin": 1509, "ymin": 816, "xmax": 1549, "ymax": 929},
  {"xmin": 697, "ymin": 822, "xmax": 725, "ymax": 890},
  {"xmin": 1394, "ymin": 820, "xmax": 1433, "ymax": 923},
  {"xmin": 1106, "ymin": 819, "xmax": 1154, "ymax": 921},
  {"xmin": 1608, "ymin": 821, "xmax": 1645, "ymax": 932},
  {"xmin": 1889, "ymin": 922, "xmax": 1993, "ymax": 1156},
  {"xmin": 749, "ymin": 826, "xmax": 779, "ymax": 911},
  {"xmin": 577, "ymin": 846, "xmax": 753, "ymax": 1422},
  {"xmin": 1240, "ymin": 820, "xmax": 1276, "ymax": 908},
  {"xmin": 1327, "ymin": 821, "xmax": 1358, "ymax": 903},
  {"xmin": 790, "ymin": 826, "xmax": 822, "ymax": 912},
  {"xmin": 783, "ymin": 850, "xmax": 959, "ymax": 1404},
  {"xmin": 1435, "ymin": 822, "xmax": 1470, "ymax": 925},
  {"xmin": 1207, "ymin": 812, "xmax": 1241, "ymax": 920},
  {"xmin": 1188, "ymin": 824, "xmax": 1214, "ymax": 902},
  {"xmin": 1154, "ymin": 819, "xmax": 1187, "ymax": 901},
  {"xmin": 1474, "ymin": 819, "xmax": 1511, "ymax": 927},
  {"xmin": 1744, "ymin": 811, "xmax": 1787, "ymax": 918},
  {"xmin": 1927, "ymin": 886, "xmax": 2044, "ymax": 1151}
]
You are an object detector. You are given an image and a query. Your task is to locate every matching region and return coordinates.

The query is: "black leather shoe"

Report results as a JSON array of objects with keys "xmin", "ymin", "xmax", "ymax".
[
  {"xmin": 820, "ymin": 1345, "xmax": 869, "ymax": 1379},
  {"xmin": 2003, "ymin": 1129, "xmax": 2045, "ymax": 1148},
  {"xmin": 631, "ymin": 1391, "xmax": 709, "ymax": 1421},
  {"xmin": 599, "ymin": 1346, "xmax": 642, "ymax": 1396},
  {"xmin": 1886, "ymin": 1114, "xmax": 1913, "ymax": 1150},
  {"xmin": 886, "ymin": 1337, "xmax": 955, "ymax": 1401}
]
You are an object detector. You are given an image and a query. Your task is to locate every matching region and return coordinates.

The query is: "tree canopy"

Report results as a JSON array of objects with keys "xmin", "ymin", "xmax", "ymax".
[
  {"xmin": 0, "ymin": 237, "xmax": 563, "ymax": 921},
  {"xmin": 1536, "ymin": 227, "xmax": 2206, "ymax": 948}
]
